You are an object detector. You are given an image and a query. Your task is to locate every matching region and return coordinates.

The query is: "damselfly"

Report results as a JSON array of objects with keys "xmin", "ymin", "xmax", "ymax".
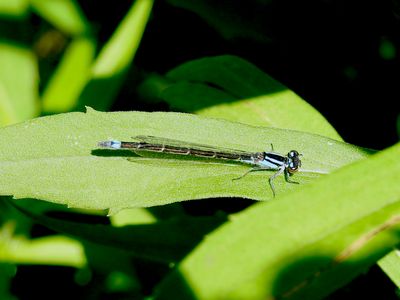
[{"xmin": 97, "ymin": 135, "xmax": 302, "ymax": 196}]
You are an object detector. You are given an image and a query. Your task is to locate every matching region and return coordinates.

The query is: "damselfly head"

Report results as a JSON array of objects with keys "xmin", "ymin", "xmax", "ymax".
[{"xmin": 287, "ymin": 150, "xmax": 302, "ymax": 173}]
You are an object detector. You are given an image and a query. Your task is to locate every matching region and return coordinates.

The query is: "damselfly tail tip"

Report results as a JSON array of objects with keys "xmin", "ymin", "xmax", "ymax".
[
  {"xmin": 98, "ymin": 141, "xmax": 110, "ymax": 148},
  {"xmin": 97, "ymin": 140, "xmax": 122, "ymax": 149}
]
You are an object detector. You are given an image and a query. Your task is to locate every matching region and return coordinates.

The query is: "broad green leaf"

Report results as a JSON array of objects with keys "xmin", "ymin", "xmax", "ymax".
[
  {"xmin": 12, "ymin": 203, "xmax": 226, "ymax": 263},
  {"xmin": 41, "ymin": 37, "xmax": 96, "ymax": 113},
  {"xmin": 155, "ymin": 142, "xmax": 400, "ymax": 300},
  {"xmin": 0, "ymin": 109, "xmax": 370, "ymax": 211},
  {"xmin": 0, "ymin": 0, "xmax": 28, "ymax": 18},
  {"xmin": 76, "ymin": 0, "xmax": 153, "ymax": 111},
  {"xmin": 160, "ymin": 55, "xmax": 341, "ymax": 140},
  {"xmin": 0, "ymin": 42, "xmax": 38, "ymax": 126},
  {"xmin": 30, "ymin": 0, "xmax": 89, "ymax": 35}
]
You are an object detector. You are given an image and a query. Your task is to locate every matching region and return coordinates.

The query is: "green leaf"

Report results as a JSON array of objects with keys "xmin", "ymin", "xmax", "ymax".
[
  {"xmin": 41, "ymin": 37, "xmax": 96, "ymax": 113},
  {"xmin": 76, "ymin": 0, "xmax": 154, "ymax": 111},
  {"xmin": 30, "ymin": 0, "xmax": 89, "ymax": 35},
  {"xmin": 0, "ymin": 225, "xmax": 85, "ymax": 267},
  {"xmin": 167, "ymin": 55, "xmax": 285, "ymax": 98},
  {"xmin": 0, "ymin": 109, "xmax": 370, "ymax": 211},
  {"xmin": 155, "ymin": 142, "xmax": 400, "ymax": 300},
  {"xmin": 12, "ymin": 203, "xmax": 226, "ymax": 263},
  {"xmin": 160, "ymin": 55, "xmax": 341, "ymax": 140},
  {"xmin": 378, "ymin": 250, "xmax": 400, "ymax": 288},
  {"xmin": 0, "ymin": 0, "xmax": 29, "ymax": 18},
  {"xmin": 0, "ymin": 42, "xmax": 38, "ymax": 126},
  {"xmin": 41, "ymin": 0, "xmax": 154, "ymax": 113},
  {"xmin": 90, "ymin": 0, "xmax": 153, "ymax": 77}
]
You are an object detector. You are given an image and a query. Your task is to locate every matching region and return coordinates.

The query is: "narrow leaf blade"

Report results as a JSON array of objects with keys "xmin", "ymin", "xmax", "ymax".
[{"xmin": 0, "ymin": 42, "xmax": 38, "ymax": 125}]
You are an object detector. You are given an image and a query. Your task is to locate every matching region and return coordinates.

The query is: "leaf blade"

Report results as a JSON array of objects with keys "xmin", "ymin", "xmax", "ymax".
[
  {"xmin": 0, "ymin": 43, "xmax": 38, "ymax": 126},
  {"xmin": 0, "ymin": 109, "xmax": 370, "ymax": 210},
  {"xmin": 161, "ymin": 56, "xmax": 341, "ymax": 140},
  {"xmin": 30, "ymin": 0, "xmax": 89, "ymax": 35}
]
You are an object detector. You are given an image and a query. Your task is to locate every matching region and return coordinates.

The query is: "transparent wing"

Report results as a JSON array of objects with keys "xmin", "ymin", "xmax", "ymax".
[{"xmin": 133, "ymin": 135, "xmax": 254, "ymax": 155}]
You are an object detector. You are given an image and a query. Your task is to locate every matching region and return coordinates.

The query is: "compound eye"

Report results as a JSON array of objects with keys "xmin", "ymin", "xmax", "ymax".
[{"xmin": 288, "ymin": 150, "xmax": 299, "ymax": 158}]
